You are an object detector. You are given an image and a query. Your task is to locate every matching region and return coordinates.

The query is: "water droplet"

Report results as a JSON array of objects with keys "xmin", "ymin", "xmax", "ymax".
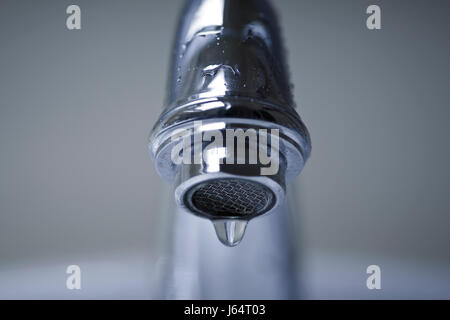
[
  {"xmin": 234, "ymin": 64, "xmax": 240, "ymax": 76},
  {"xmin": 202, "ymin": 64, "xmax": 222, "ymax": 77},
  {"xmin": 194, "ymin": 26, "xmax": 224, "ymax": 38},
  {"xmin": 202, "ymin": 64, "xmax": 240, "ymax": 78},
  {"xmin": 213, "ymin": 219, "xmax": 248, "ymax": 247}
]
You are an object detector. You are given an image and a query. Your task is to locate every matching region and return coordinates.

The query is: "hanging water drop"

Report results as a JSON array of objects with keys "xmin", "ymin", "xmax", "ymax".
[{"xmin": 212, "ymin": 219, "xmax": 248, "ymax": 247}]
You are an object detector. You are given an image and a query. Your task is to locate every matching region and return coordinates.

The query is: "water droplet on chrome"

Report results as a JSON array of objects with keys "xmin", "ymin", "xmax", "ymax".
[{"xmin": 212, "ymin": 219, "xmax": 248, "ymax": 247}]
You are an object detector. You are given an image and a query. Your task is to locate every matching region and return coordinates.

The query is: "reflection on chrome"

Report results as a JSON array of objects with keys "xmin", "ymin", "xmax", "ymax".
[{"xmin": 149, "ymin": 0, "xmax": 311, "ymax": 246}]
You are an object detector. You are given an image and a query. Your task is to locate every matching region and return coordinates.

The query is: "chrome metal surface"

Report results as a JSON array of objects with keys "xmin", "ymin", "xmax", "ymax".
[{"xmin": 149, "ymin": 0, "xmax": 311, "ymax": 245}]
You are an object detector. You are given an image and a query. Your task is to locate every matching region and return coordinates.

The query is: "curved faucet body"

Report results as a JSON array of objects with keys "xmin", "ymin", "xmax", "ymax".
[
  {"xmin": 167, "ymin": 0, "xmax": 295, "ymax": 110},
  {"xmin": 149, "ymin": 0, "xmax": 310, "ymax": 246}
]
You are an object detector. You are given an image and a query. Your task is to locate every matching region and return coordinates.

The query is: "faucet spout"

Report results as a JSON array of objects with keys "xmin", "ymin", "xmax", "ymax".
[{"xmin": 149, "ymin": 0, "xmax": 311, "ymax": 246}]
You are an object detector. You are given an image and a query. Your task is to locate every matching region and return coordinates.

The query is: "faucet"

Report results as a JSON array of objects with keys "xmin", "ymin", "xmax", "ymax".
[{"xmin": 149, "ymin": 0, "xmax": 310, "ymax": 247}]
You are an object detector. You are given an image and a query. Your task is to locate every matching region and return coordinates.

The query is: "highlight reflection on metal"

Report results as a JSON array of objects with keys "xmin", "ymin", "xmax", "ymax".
[{"xmin": 149, "ymin": 0, "xmax": 311, "ymax": 246}]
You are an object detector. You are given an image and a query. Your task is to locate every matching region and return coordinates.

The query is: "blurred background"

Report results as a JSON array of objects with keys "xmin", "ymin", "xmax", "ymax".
[{"xmin": 1, "ymin": 0, "xmax": 449, "ymax": 299}]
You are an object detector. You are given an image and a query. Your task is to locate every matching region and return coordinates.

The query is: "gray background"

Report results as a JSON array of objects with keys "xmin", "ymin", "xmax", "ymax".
[{"xmin": 0, "ymin": 0, "xmax": 449, "ymax": 299}]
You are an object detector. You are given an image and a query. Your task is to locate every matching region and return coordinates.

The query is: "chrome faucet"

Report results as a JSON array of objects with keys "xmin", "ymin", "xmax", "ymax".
[{"xmin": 149, "ymin": 0, "xmax": 310, "ymax": 247}]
